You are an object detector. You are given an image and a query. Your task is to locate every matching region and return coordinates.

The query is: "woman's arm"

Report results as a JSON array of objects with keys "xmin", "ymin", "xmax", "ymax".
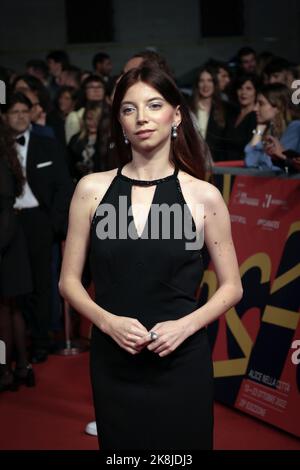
[
  {"xmin": 268, "ymin": 122, "xmax": 300, "ymax": 174},
  {"xmin": 244, "ymin": 124, "xmax": 269, "ymax": 168},
  {"xmin": 182, "ymin": 184, "xmax": 243, "ymax": 333},
  {"xmin": 244, "ymin": 140, "xmax": 278, "ymax": 170},
  {"xmin": 59, "ymin": 173, "xmax": 149, "ymax": 354},
  {"xmin": 264, "ymin": 122, "xmax": 300, "ymax": 160},
  {"xmin": 59, "ymin": 175, "xmax": 112, "ymax": 330}
]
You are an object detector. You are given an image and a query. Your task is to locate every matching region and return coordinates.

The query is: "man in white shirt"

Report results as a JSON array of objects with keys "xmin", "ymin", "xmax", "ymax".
[{"xmin": 4, "ymin": 92, "xmax": 73, "ymax": 362}]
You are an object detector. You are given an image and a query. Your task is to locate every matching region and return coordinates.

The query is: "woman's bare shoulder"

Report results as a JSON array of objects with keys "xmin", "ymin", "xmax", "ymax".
[
  {"xmin": 178, "ymin": 171, "xmax": 223, "ymax": 206},
  {"xmin": 75, "ymin": 168, "xmax": 119, "ymax": 197},
  {"xmin": 71, "ymin": 169, "xmax": 119, "ymax": 223}
]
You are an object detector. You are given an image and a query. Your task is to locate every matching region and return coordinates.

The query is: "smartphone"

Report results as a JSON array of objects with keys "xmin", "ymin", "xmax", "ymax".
[{"xmin": 283, "ymin": 149, "xmax": 300, "ymax": 159}]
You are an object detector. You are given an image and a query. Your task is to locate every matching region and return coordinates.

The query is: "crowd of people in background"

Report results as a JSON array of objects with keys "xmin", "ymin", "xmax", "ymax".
[{"xmin": 1, "ymin": 45, "xmax": 300, "ymax": 393}]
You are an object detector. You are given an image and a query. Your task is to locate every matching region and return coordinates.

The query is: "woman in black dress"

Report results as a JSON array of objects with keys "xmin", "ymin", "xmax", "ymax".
[
  {"xmin": 0, "ymin": 116, "xmax": 34, "ymax": 391},
  {"xmin": 190, "ymin": 65, "xmax": 229, "ymax": 162},
  {"xmin": 59, "ymin": 66, "xmax": 243, "ymax": 450},
  {"xmin": 225, "ymin": 74, "xmax": 259, "ymax": 161}
]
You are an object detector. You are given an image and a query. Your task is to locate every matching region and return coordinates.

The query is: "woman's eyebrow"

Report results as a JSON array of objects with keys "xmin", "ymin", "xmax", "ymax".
[{"xmin": 121, "ymin": 97, "xmax": 165, "ymax": 105}]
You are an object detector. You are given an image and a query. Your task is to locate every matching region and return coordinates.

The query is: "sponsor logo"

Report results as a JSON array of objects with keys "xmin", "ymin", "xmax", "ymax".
[
  {"xmin": 262, "ymin": 194, "xmax": 287, "ymax": 209},
  {"xmin": 257, "ymin": 219, "xmax": 280, "ymax": 230},
  {"xmin": 233, "ymin": 191, "xmax": 260, "ymax": 207},
  {"xmin": 231, "ymin": 214, "xmax": 247, "ymax": 224}
]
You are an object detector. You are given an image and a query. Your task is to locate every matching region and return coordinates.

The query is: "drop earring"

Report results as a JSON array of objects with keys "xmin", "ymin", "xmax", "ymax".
[
  {"xmin": 123, "ymin": 130, "xmax": 129, "ymax": 145},
  {"xmin": 171, "ymin": 124, "xmax": 178, "ymax": 139}
]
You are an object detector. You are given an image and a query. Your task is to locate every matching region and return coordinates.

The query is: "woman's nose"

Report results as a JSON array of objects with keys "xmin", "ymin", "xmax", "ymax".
[{"xmin": 136, "ymin": 107, "xmax": 148, "ymax": 123}]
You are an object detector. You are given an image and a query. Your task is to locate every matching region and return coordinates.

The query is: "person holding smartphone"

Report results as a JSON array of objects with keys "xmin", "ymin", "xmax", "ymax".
[
  {"xmin": 244, "ymin": 83, "xmax": 300, "ymax": 171},
  {"xmin": 264, "ymin": 136, "xmax": 300, "ymax": 172}
]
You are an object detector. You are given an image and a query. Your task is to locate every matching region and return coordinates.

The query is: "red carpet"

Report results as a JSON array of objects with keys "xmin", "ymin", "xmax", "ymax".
[{"xmin": 0, "ymin": 352, "xmax": 299, "ymax": 450}]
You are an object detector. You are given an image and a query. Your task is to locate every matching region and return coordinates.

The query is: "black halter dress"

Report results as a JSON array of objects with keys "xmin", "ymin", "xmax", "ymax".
[{"xmin": 89, "ymin": 166, "xmax": 213, "ymax": 450}]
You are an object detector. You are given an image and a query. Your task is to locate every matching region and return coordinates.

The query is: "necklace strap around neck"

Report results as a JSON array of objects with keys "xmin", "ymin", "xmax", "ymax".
[{"xmin": 117, "ymin": 165, "xmax": 178, "ymax": 186}]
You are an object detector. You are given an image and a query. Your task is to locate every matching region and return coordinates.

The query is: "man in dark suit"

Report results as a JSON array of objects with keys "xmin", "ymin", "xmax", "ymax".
[{"xmin": 4, "ymin": 92, "xmax": 74, "ymax": 362}]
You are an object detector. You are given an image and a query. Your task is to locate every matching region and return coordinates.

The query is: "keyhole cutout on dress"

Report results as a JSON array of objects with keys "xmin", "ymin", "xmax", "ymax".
[{"xmin": 130, "ymin": 184, "xmax": 158, "ymax": 239}]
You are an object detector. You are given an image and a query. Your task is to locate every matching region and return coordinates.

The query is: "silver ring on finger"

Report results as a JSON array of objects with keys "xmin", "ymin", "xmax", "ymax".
[{"xmin": 150, "ymin": 331, "xmax": 159, "ymax": 341}]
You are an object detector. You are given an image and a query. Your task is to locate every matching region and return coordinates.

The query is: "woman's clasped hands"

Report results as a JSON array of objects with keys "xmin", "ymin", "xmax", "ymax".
[{"xmin": 103, "ymin": 314, "xmax": 193, "ymax": 357}]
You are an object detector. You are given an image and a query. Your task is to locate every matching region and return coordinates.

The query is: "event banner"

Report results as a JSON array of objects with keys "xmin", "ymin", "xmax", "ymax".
[{"xmin": 201, "ymin": 174, "xmax": 300, "ymax": 437}]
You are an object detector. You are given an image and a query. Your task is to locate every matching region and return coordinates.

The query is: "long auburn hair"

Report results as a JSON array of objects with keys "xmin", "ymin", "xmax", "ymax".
[
  {"xmin": 259, "ymin": 83, "xmax": 294, "ymax": 138},
  {"xmin": 111, "ymin": 66, "xmax": 210, "ymax": 180},
  {"xmin": 0, "ymin": 115, "xmax": 24, "ymax": 196}
]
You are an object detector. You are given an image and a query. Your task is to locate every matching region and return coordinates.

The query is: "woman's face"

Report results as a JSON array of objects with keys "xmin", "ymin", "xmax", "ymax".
[
  {"xmin": 197, "ymin": 71, "xmax": 214, "ymax": 99},
  {"xmin": 217, "ymin": 68, "xmax": 230, "ymax": 92},
  {"xmin": 85, "ymin": 81, "xmax": 105, "ymax": 101},
  {"xmin": 85, "ymin": 110, "xmax": 99, "ymax": 134},
  {"xmin": 58, "ymin": 91, "xmax": 74, "ymax": 115},
  {"xmin": 237, "ymin": 80, "xmax": 256, "ymax": 108},
  {"xmin": 119, "ymin": 81, "xmax": 181, "ymax": 153},
  {"xmin": 255, "ymin": 94, "xmax": 278, "ymax": 124}
]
